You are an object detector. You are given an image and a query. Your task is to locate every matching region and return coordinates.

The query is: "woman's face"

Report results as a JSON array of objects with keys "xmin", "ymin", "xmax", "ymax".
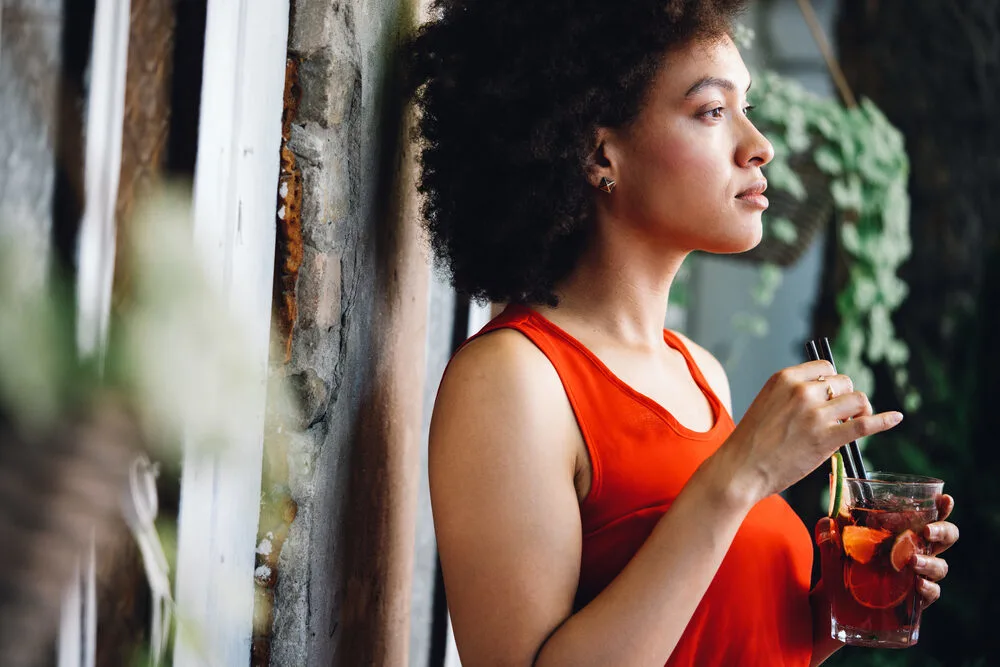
[{"xmin": 600, "ymin": 35, "xmax": 773, "ymax": 254}]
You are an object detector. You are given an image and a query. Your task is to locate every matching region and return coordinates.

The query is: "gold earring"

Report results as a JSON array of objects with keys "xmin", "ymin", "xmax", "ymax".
[{"xmin": 599, "ymin": 177, "xmax": 616, "ymax": 193}]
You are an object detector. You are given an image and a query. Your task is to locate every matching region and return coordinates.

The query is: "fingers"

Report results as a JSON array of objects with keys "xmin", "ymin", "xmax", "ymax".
[
  {"xmin": 778, "ymin": 364, "xmax": 863, "ymax": 414},
  {"xmin": 813, "ymin": 517, "xmax": 835, "ymax": 545},
  {"xmin": 785, "ymin": 372, "xmax": 853, "ymax": 408},
  {"xmin": 914, "ymin": 519, "xmax": 955, "ymax": 610},
  {"xmin": 814, "ymin": 516, "xmax": 834, "ymax": 535},
  {"xmin": 830, "ymin": 410, "xmax": 904, "ymax": 442},
  {"xmin": 782, "ymin": 360, "xmax": 836, "ymax": 383},
  {"xmin": 811, "ymin": 374, "xmax": 854, "ymax": 401},
  {"xmin": 924, "ymin": 520, "xmax": 960, "ymax": 555},
  {"xmin": 917, "ymin": 577, "xmax": 941, "ymax": 608},
  {"xmin": 913, "ymin": 554, "xmax": 949, "ymax": 582},
  {"xmin": 935, "ymin": 494, "xmax": 954, "ymax": 522},
  {"xmin": 823, "ymin": 390, "xmax": 873, "ymax": 422}
]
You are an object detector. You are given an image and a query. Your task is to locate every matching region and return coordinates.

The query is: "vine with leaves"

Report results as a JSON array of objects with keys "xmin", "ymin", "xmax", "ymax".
[{"xmin": 749, "ymin": 68, "xmax": 919, "ymax": 411}]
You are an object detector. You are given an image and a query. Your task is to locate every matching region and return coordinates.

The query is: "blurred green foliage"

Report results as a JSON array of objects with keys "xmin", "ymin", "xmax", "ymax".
[
  {"xmin": 741, "ymin": 68, "xmax": 1000, "ymax": 665},
  {"xmin": 749, "ymin": 70, "xmax": 917, "ymax": 413}
]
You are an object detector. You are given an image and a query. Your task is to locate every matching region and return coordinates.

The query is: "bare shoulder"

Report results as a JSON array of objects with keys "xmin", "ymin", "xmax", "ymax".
[
  {"xmin": 429, "ymin": 328, "xmax": 584, "ymax": 664},
  {"xmin": 434, "ymin": 328, "xmax": 569, "ymax": 433},
  {"xmin": 671, "ymin": 331, "xmax": 733, "ymax": 415},
  {"xmin": 431, "ymin": 327, "xmax": 579, "ymax": 480}
]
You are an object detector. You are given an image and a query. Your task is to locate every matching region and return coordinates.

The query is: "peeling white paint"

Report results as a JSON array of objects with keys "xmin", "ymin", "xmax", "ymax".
[
  {"xmin": 172, "ymin": 1, "xmax": 289, "ymax": 665},
  {"xmin": 256, "ymin": 538, "xmax": 273, "ymax": 556}
]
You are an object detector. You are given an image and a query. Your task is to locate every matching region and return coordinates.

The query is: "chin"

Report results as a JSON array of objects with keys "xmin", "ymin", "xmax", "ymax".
[
  {"xmin": 740, "ymin": 224, "xmax": 765, "ymax": 251},
  {"xmin": 704, "ymin": 221, "xmax": 763, "ymax": 255}
]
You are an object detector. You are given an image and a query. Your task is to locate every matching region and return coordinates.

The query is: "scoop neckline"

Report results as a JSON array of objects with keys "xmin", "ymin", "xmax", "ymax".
[{"xmin": 513, "ymin": 304, "xmax": 728, "ymax": 441}]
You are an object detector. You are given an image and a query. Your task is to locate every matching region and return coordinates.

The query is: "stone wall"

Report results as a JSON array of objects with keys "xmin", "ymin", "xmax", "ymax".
[
  {"xmin": 0, "ymin": 0, "xmax": 62, "ymax": 289},
  {"xmin": 265, "ymin": 0, "xmax": 428, "ymax": 665}
]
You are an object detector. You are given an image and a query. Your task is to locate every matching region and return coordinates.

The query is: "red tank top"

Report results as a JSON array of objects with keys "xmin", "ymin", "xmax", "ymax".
[{"xmin": 469, "ymin": 304, "xmax": 815, "ymax": 666}]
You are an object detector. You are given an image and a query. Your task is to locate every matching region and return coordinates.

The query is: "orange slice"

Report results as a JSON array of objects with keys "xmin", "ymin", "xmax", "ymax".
[
  {"xmin": 842, "ymin": 525, "xmax": 891, "ymax": 564},
  {"xmin": 890, "ymin": 529, "xmax": 921, "ymax": 572},
  {"xmin": 846, "ymin": 560, "xmax": 912, "ymax": 609}
]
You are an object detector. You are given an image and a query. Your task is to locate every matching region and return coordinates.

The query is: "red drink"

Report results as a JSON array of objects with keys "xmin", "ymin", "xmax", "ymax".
[{"xmin": 818, "ymin": 473, "xmax": 943, "ymax": 648}]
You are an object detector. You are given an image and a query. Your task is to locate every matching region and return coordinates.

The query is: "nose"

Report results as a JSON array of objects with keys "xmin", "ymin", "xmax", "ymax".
[{"xmin": 735, "ymin": 117, "xmax": 774, "ymax": 169}]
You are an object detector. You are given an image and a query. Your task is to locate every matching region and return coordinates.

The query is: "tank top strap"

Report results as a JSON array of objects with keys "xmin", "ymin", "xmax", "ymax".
[
  {"xmin": 660, "ymin": 328, "xmax": 730, "ymax": 423},
  {"xmin": 461, "ymin": 304, "xmax": 597, "ymax": 379},
  {"xmin": 469, "ymin": 306, "xmax": 731, "ymax": 431},
  {"xmin": 459, "ymin": 303, "xmax": 612, "ymax": 502}
]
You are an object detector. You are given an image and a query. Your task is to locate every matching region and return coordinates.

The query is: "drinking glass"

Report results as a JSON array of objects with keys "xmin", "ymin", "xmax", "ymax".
[{"xmin": 818, "ymin": 473, "xmax": 944, "ymax": 648}]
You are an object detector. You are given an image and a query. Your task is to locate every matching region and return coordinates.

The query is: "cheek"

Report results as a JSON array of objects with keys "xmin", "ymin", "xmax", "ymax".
[
  {"xmin": 616, "ymin": 126, "xmax": 759, "ymax": 252},
  {"xmin": 626, "ymin": 130, "xmax": 729, "ymax": 215}
]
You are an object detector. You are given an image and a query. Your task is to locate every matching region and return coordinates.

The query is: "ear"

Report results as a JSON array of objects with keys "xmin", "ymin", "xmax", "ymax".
[{"xmin": 585, "ymin": 127, "xmax": 621, "ymax": 190}]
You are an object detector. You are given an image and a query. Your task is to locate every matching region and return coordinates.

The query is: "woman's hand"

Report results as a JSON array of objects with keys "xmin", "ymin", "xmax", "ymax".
[
  {"xmin": 809, "ymin": 497, "xmax": 957, "ymax": 665},
  {"xmin": 913, "ymin": 494, "xmax": 959, "ymax": 607},
  {"xmin": 717, "ymin": 360, "xmax": 904, "ymax": 505},
  {"xmin": 813, "ymin": 495, "xmax": 958, "ymax": 604}
]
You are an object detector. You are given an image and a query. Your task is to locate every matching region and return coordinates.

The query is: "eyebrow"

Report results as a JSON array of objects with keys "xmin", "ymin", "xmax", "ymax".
[{"xmin": 684, "ymin": 76, "xmax": 752, "ymax": 98}]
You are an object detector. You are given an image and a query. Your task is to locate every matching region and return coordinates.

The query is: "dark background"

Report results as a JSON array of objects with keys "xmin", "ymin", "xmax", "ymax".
[{"xmin": 789, "ymin": 2, "xmax": 1000, "ymax": 666}]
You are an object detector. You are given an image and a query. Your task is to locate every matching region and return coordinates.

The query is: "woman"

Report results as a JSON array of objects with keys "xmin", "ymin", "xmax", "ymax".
[{"xmin": 408, "ymin": 1, "xmax": 959, "ymax": 665}]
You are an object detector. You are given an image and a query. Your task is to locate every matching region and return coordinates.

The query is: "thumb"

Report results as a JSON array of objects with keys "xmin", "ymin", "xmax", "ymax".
[{"xmin": 935, "ymin": 493, "xmax": 954, "ymax": 522}]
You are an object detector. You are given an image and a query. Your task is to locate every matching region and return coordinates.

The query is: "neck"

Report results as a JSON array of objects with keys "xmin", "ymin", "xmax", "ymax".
[{"xmin": 541, "ymin": 221, "xmax": 689, "ymax": 351}]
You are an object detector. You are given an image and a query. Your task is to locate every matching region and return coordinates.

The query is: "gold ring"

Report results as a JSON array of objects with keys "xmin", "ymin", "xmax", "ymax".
[
  {"xmin": 817, "ymin": 375, "xmax": 826, "ymax": 382},
  {"xmin": 826, "ymin": 384, "xmax": 835, "ymax": 400}
]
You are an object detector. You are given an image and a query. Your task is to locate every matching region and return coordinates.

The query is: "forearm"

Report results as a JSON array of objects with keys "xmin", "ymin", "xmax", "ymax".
[
  {"xmin": 808, "ymin": 579, "xmax": 843, "ymax": 667},
  {"xmin": 534, "ymin": 453, "xmax": 756, "ymax": 667}
]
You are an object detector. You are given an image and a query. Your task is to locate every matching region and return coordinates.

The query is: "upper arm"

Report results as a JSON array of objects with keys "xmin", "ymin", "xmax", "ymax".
[
  {"xmin": 674, "ymin": 332, "xmax": 733, "ymax": 416},
  {"xmin": 429, "ymin": 330, "xmax": 583, "ymax": 666}
]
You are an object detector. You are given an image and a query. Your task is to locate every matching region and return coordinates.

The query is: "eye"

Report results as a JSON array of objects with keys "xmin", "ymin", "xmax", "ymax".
[
  {"xmin": 702, "ymin": 107, "xmax": 725, "ymax": 119},
  {"xmin": 743, "ymin": 104, "xmax": 756, "ymax": 117}
]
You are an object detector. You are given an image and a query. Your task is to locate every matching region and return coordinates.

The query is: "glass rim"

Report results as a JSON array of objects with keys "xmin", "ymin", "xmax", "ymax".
[{"xmin": 844, "ymin": 471, "xmax": 944, "ymax": 486}]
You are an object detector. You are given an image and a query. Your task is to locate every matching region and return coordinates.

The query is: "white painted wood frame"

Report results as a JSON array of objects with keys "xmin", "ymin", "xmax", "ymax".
[
  {"xmin": 61, "ymin": 0, "xmax": 132, "ymax": 665},
  {"xmin": 171, "ymin": 1, "xmax": 289, "ymax": 665},
  {"xmin": 75, "ymin": 0, "xmax": 131, "ymax": 362}
]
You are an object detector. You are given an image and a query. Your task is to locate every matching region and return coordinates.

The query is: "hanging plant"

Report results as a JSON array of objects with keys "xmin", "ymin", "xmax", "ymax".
[{"xmin": 743, "ymin": 68, "xmax": 918, "ymax": 410}]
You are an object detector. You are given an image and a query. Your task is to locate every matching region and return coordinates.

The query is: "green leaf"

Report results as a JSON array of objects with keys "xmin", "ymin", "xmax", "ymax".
[
  {"xmin": 750, "ymin": 263, "xmax": 783, "ymax": 306},
  {"xmin": 813, "ymin": 145, "xmax": 843, "ymax": 175},
  {"xmin": 768, "ymin": 134, "xmax": 790, "ymax": 159},
  {"xmin": 814, "ymin": 115, "xmax": 838, "ymax": 140},
  {"xmin": 731, "ymin": 312, "xmax": 769, "ymax": 337},
  {"xmin": 886, "ymin": 339, "xmax": 910, "ymax": 366},
  {"xmin": 739, "ymin": 68, "xmax": 917, "ymax": 416},
  {"xmin": 831, "ymin": 174, "xmax": 863, "ymax": 211},
  {"xmin": 768, "ymin": 216, "xmax": 798, "ymax": 244},
  {"xmin": 732, "ymin": 22, "xmax": 756, "ymax": 49},
  {"xmin": 766, "ymin": 160, "xmax": 807, "ymax": 201},
  {"xmin": 840, "ymin": 222, "xmax": 862, "ymax": 254},
  {"xmin": 849, "ymin": 275, "xmax": 879, "ymax": 311},
  {"xmin": 784, "ymin": 106, "xmax": 810, "ymax": 153}
]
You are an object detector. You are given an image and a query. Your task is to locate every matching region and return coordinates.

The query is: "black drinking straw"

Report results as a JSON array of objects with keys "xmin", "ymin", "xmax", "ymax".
[
  {"xmin": 817, "ymin": 338, "xmax": 869, "ymax": 482},
  {"xmin": 804, "ymin": 339, "xmax": 865, "ymax": 481}
]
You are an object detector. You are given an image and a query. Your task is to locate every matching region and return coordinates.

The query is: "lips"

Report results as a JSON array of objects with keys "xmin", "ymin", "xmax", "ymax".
[{"xmin": 736, "ymin": 179, "xmax": 769, "ymax": 210}]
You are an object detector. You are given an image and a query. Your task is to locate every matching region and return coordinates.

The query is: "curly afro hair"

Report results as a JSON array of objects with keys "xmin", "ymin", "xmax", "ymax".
[{"xmin": 408, "ymin": 0, "xmax": 747, "ymax": 305}]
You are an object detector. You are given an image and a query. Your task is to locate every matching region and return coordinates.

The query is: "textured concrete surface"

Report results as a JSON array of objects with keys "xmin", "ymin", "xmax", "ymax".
[
  {"xmin": 267, "ymin": 0, "xmax": 429, "ymax": 664},
  {"xmin": 0, "ymin": 0, "xmax": 62, "ymax": 290}
]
